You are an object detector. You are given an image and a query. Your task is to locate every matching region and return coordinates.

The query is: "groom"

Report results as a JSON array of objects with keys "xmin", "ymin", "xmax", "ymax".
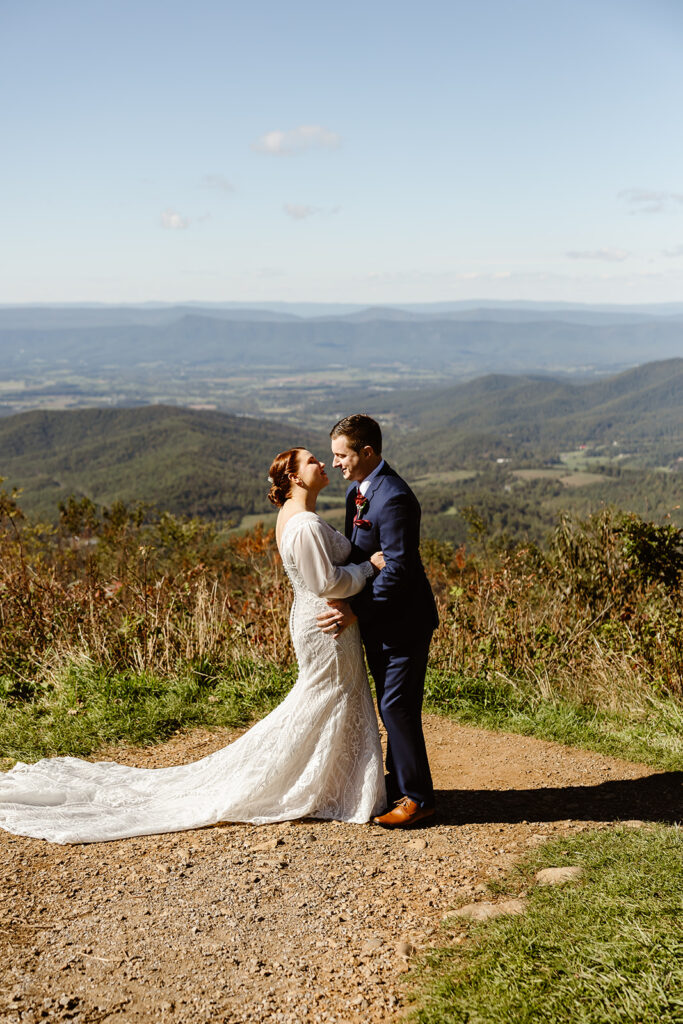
[{"xmin": 317, "ymin": 414, "xmax": 438, "ymax": 827}]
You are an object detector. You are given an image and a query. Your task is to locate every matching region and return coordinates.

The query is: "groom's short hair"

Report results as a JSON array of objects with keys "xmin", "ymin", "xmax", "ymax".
[{"xmin": 330, "ymin": 414, "xmax": 382, "ymax": 455}]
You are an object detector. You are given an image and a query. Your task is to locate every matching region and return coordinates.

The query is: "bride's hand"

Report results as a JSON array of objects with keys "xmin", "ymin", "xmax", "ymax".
[{"xmin": 370, "ymin": 550, "xmax": 385, "ymax": 572}]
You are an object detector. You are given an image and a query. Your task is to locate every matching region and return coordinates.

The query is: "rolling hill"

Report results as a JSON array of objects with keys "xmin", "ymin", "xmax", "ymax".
[
  {"xmin": 1, "ymin": 361, "xmax": 680, "ymax": 532},
  {"xmin": 381, "ymin": 358, "xmax": 683, "ymax": 471},
  {"xmin": 0, "ymin": 406, "xmax": 332, "ymax": 523}
]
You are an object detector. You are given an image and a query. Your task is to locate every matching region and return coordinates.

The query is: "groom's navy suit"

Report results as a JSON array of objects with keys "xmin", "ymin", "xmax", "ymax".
[{"xmin": 345, "ymin": 462, "xmax": 438, "ymax": 808}]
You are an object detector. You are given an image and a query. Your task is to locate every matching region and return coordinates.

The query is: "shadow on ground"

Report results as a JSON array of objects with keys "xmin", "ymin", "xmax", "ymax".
[{"xmin": 431, "ymin": 772, "xmax": 682, "ymax": 827}]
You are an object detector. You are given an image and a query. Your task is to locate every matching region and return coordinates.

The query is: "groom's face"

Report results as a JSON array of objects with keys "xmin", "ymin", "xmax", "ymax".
[{"xmin": 331, "ymin": 435, "xmax": 374, "ymax": 483}]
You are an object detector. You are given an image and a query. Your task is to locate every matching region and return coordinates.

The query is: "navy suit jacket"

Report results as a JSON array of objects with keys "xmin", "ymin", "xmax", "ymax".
[{"xmin": 345, "ymin": 462, "xmax": 438, "ymax": 648}]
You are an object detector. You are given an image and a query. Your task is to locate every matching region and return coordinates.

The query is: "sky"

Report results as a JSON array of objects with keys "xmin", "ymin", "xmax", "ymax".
[{"xmin": 2, "ymin": 0, "xmax": 683, "ymax": 306}]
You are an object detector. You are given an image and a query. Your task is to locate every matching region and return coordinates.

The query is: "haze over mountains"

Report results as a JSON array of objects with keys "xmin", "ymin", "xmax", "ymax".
[{"xmin": 1, "ymin": 302, "xmax": 682, "ymax": 379}]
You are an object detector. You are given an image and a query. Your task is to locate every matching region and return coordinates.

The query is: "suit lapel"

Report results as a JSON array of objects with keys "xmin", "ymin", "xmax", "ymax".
[
  {"xmin": 345, "ymin": 486, "xmax": 356, "ymax": 539},
  {"xmin": 346, "ymin": 463, "xmax": 393, "ymax": 540},
  {"xmin": 364, "ymin": 468, "xmax": 389, "ymax": 504}
]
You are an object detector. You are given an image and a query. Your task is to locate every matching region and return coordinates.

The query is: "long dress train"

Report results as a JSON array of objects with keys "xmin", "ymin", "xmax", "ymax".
[{"xmin": 0, "ymin": 512, "xmax": 386, "ymax": 844}]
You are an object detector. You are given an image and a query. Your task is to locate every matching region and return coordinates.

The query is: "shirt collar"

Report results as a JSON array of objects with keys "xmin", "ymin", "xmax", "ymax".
[{"xmin": 359, "ymin": 458, "xmax": 385, "ymax": 496}]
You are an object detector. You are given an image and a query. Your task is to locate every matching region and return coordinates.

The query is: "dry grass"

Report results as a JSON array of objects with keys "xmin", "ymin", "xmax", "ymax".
[
  {"xmin": 423, "ymin": 509, "xmax": 683, "ymax": 711},
  {"xmin": 1, "ymin": 489, "xmax": 681, "ymax": 735}
]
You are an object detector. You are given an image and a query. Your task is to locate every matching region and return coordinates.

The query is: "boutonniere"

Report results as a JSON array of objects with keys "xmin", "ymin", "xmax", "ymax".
[{"xmin": 353, "ymin": 492, "xmax": 372, "ymax": 529}]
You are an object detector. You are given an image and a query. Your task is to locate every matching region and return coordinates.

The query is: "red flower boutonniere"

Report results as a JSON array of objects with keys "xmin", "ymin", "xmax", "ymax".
[{"xmin": 353, "ymin": 491, "xmax": 372, "ymax": 529}]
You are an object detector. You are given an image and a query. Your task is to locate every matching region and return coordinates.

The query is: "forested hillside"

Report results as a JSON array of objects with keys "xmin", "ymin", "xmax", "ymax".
[
  {"xmin": 387, "ymin": 358, "xmax": 683, "ymax": 470},
  {"xmin": 0, "ymin": 406, "xmax": 328, "ymax": 523},
  {"xmin": 1, "ymin": 360, "xmax": 680, "ymax": 536}
]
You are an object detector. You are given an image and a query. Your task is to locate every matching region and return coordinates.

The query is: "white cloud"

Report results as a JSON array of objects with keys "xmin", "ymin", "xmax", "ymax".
[
  {"xmin": 203, "ymin": 174, "xmax": 235, "ymax": 193},
  {"xmin": 252, "ymin": 124, "xmax": 341, "ymax": 155},
  {"xmin": 161, "ymin": 209, "xmax": 189, "ymax": 230},
  {"xmin": 566, "ymin": 248, "xmax": 629, "ymax": 262},
  {"xmin": 618, "ymin": 188, "xmax": 683, "ymax": 214},
  {"xmin": 284, "ymin": 204, "xmax": 316, "ymax": 220},
  {"xmin": 662, "ymin": 244, "xmax": 683, "ymax": 258},
  {"xmin": 283, "ymin": 203, "xmax": 341, "ymax": 220}
]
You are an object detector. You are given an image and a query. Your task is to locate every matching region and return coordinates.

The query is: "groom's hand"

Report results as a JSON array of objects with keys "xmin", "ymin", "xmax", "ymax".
[{"xmin": 317, "ymin": 599, "xmax": 357, "ymax": 637}]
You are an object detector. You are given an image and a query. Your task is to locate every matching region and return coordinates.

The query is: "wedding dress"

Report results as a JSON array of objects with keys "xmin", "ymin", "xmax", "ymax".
[{"xmin": 0, "ymin": 512, "xmax": 386, "ymax": 844}]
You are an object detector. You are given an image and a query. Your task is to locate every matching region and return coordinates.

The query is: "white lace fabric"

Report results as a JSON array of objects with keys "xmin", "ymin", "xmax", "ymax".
[{"xmin": 0, "ymin": 512, "xmax": 386, "ymax": 844}]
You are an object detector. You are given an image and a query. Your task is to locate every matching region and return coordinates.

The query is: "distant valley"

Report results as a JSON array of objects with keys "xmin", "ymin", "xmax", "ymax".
[
  {"xmin": 1, "ymin": 301, "xmax": 682, "ymax": 425},
  {"xmin": 1, "ymin": 357, "xmax": 680, "ymax": 544}
]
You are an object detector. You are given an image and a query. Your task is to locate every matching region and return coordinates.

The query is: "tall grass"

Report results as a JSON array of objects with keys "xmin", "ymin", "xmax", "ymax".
[
  {"xmin": 1, "ymin": 484, "xmax": 681, "ymax": 764},
  {"xmin": 0, "ymin": 491, "xmax": 293, "ymax": 697},
  {"xmin": 425, "ymin": 509, "xmax": 683, "ymax": 710}
]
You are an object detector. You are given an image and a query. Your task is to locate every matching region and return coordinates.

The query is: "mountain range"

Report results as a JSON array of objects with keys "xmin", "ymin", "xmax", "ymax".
[{"xmin": 1, "ymin": 302, "xmax": 682, "ymax": 378}]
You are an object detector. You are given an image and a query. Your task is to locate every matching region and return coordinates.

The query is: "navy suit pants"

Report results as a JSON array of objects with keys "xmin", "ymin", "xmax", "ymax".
[{"xmin": 364, "ymin": 634, "xmax": 434, "ymax": 809}]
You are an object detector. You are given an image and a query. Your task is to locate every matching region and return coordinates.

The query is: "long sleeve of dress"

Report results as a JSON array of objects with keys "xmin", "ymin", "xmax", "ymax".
[{"xmin": 290, "ymin": 518, "xmax": 374, "ymax": 599}]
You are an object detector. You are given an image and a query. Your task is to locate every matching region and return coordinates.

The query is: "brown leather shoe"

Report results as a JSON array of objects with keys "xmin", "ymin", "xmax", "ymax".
[{"xmin": 373, "ymin": 796, "xmax": 435, "ymax": 828}]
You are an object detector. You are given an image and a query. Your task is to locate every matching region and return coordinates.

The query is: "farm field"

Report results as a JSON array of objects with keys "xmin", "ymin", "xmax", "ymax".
[{"xmin": 512, "ymin": 468, "xmax": 607, "ymax": 487}]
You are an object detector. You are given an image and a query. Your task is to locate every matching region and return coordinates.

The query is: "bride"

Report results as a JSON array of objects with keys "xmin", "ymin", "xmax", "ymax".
[{"xmin": 0, "ymin": 448, "xmax": 387, "ymax": 844}]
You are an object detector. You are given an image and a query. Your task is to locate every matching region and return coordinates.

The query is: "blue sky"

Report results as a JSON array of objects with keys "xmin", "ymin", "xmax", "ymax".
[{"xmin": 2, "ymin": 0, "xmax": 683, "ymax": 305}]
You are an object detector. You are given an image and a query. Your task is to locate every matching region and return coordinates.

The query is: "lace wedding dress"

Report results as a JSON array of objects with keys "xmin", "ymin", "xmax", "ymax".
[{"xmin": 0, "ymin": 512, "xmax": 386, "ymax": 844}]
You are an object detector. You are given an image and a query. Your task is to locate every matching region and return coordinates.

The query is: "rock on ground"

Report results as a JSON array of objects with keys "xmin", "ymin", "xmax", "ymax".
[
  {"xmin": 449, "ymin": 899, "xmax": 527, "ymax": 922},
  {"xmin": 535, "ymin": 865, "xmax": 584, "ymax": 885}
]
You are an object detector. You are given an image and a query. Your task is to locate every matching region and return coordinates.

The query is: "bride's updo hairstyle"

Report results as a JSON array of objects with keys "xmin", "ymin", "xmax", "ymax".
[{"xmin": 268, "ymin": 447, "xmax": 306, "ymax": 507}]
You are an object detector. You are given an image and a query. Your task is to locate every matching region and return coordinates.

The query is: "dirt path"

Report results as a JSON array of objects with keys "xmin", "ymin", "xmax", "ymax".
[{"xmin": 1, "ymin": 716, "xmax": 680, "ymax": 1024}]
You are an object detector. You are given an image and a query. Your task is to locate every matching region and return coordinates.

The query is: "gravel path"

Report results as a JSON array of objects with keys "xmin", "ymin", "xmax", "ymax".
[{"xmin": 2, "ymin": 716, "xmax": 680, "ymax": 1024}]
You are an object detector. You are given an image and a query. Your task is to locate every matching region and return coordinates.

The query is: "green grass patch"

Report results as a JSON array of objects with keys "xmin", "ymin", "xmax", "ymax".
[
  {"xmin": 0, "ymin": 658, "xmax": 294, "ymax": 767},
  {"xmin": 412, "ymin": 825, "xmax": 683, "ymax": 1024},
  {"xmin": 424, "ymin": 670, "xmax": 683, "ymax": 772},
  {"xmin": 2, "ymin": 660, "xmax": 681, "ymax": 774}
]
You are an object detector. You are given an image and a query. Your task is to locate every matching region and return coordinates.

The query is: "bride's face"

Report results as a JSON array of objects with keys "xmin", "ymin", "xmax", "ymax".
[{"xmin": 293, "ymin": 450, "xmax": 329, "ymax": 493}]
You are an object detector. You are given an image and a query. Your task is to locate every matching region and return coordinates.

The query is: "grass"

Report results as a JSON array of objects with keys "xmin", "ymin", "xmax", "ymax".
[
  {"xmin": 424, "ymin": 670, "xmax": 683, "ymax": 772},
  {"xmin": 0, "ymin": 658, "xmax": 294, "ymax": 769},
  {"xmin": 412, "ymin": 825, "xmax": 683, "ymax": 1024},
  {"xmin": 1, "ymin": 661, "xmax": 681, "ymax": 773}
]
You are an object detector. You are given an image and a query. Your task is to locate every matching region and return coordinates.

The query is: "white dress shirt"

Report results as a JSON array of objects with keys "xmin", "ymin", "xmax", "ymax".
[{"xmin": 359, "ymin": 459, "xmax": 385, "ymax": 497}]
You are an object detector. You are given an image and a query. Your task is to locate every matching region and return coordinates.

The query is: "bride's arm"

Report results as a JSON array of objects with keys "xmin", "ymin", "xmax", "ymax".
[{"xmin": 291, "ymin": 520, "xmax": 374, "ymax": 599}]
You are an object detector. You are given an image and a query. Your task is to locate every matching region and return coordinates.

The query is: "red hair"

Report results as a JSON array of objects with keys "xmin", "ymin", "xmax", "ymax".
[{"xmin": 267, "ymin": 448, "xmax": 305, "ymax": 507}]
